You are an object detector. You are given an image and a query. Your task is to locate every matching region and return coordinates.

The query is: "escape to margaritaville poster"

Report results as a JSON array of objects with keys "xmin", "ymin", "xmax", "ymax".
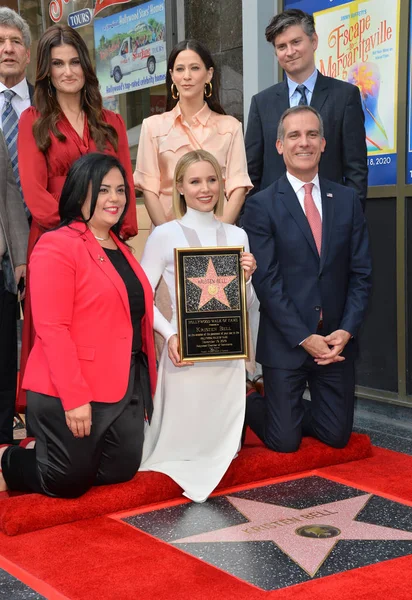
[{"xmin": 284, "ymin": 0, "xmax": 400, "ymax": 186}]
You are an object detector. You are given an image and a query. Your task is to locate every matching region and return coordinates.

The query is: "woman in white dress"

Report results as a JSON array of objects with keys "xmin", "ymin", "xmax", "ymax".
[{"xmin": 139, "ymin": 150, "xmax": 256, "ymax": 503}]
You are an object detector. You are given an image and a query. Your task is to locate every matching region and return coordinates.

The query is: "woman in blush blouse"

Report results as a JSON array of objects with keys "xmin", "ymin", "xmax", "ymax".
[
  {"xmin": 134, "ymin": 39, "xmax": 252, "ymax": 226},
  {"xmin": 17, "ymin": 25, "xmax": 137, "ymax": 410}
]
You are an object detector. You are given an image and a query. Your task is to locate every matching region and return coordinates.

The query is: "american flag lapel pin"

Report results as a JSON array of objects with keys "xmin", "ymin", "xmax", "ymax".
[{"xmin": 327, "ymin": 193, "xmax": 333, "ymax": 197}]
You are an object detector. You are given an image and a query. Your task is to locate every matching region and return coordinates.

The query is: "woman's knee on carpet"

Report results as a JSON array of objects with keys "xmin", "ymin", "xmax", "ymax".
[
  {"xmin": 95, "ymin": 411, "xmax": 144, "ymax": 486},
  {"xmin": 39, "ymin": 457, "xmax": 99, "ymax": 498},
  {"xmin": 95, "ymin": 447, "xmax": 143, "ymax": 486},
  {"xmin": 42, "ymin": 474, "xmax": 94, "ymax": 498}
]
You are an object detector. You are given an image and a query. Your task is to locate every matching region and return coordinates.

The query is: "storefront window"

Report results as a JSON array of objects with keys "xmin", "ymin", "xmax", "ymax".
[{"xmin": 19, "ymin": 0, "xmax": 170, "ymax": 168}]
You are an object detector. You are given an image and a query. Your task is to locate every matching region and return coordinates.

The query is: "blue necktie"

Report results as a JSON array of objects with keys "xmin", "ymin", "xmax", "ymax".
[
  {"xmin": 296, "ymin": 84, "xmax": 308, "ymax": 106},
  {"xmin": 2, "ymin": 89, "xmax": 30, "ymax": 217}
]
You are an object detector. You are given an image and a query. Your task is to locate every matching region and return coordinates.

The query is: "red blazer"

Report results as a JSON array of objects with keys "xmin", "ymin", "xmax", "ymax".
[{"xmin": 22, "ymin": 222, "xmax": 157, "ymax": 412}]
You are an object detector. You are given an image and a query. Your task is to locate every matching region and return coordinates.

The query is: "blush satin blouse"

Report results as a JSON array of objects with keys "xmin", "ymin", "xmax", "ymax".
[{"xmin": 133, "ymin": 102, "xmax": 252, "ymax": 220}]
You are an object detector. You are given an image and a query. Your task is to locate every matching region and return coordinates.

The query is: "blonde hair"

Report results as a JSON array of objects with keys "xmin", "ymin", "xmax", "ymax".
[{"xmin": 172, "ymin": 150, "xmax": 225, "ymax": 219}]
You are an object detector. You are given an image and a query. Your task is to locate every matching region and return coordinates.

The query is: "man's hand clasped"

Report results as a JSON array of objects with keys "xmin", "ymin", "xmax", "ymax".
[{"xmin": 302, "ymin": 329, "xmax": 351, "ymax": 366}]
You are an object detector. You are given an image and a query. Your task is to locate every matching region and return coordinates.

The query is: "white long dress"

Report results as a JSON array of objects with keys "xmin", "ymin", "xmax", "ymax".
[{"xmin": 139, "ymin": 207, "xmax": 256, "ymax": 502}]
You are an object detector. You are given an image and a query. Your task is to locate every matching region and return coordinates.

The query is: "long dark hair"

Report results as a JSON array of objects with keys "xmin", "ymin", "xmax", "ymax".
[
  {"xmin": 166, "ymin": 39, "xmax": 225, "ymax": 114},
  {"xmin": 33, "ymin": 25, "xmax": 118, "ymax": 153},
  {"xmin": 58, "ymin": 153, "xmax": 130, "ymax": 239}
]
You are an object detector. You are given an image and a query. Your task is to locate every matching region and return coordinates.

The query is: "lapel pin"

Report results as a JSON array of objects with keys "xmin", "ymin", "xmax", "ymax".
[
  {"xmin": 97, "ymin": 255, "xmax": 105, "ymax": 262},
  {"xmin": 327, "ymin": 193, "xmax": 333, "ymax": 197}
]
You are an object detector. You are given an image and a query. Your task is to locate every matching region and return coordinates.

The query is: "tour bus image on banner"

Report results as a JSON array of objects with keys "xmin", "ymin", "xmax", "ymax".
[
  {"xmin": 284, "ymin": 0, "xmax": 400, "ymax": 186},
  {"xmin": 94, "ymin": 0, "xmax": 166, "ymax": 97}
]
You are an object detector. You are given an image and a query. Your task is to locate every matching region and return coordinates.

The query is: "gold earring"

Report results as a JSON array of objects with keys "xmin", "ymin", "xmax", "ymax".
[
  {"xmin": 204, "ymin": 81, "xmax": 212, "ymax": 98},
  {"xmin": 171, "ymin": 82, "xmax": 179, "ymax": 100}
]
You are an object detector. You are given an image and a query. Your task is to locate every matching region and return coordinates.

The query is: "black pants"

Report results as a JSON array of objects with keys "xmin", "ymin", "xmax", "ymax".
[
  {"xmin": 2, "ymin": 359, "xmax": 145, "ymax": 498},
  {"xmin": 246, "ymin": 356, "xmax": 355, "ymax": 453},
  {"xmin": 0, "ymin": 271, "xmax": 17, "ymax": 444}
]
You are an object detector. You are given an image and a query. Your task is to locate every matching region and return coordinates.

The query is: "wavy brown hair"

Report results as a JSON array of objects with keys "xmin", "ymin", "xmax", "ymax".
[{"xmin": 33, "ymin": 25, "xmax": 118, "ymax": 153}]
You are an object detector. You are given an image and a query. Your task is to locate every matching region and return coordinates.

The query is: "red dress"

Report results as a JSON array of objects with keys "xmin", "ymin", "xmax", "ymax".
[{"xmin": 17, "ymin": 107, "xmax": 138, "ymax": 411}]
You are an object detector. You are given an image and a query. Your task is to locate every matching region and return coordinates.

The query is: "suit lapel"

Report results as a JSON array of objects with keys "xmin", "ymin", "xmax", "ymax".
[
  {"xmin": 319, "ymin": 179, "xmax": 334, "ymax": 273},
  {"xmin": 310, "ymin": 71, "xmax": 329, "ymax": 113},
  {"xmin": 278, "ymin": 175, "xmax": 319, "ymax": 258},
  {"xmin": 75, "ymin": 224, "xmax": 131, "ymax": 320},
  {"xmin": 275, "ymin": 80, "xmax": 290, "ymax": 111}
]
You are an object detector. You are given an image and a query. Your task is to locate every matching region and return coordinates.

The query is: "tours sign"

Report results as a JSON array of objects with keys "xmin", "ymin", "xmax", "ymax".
[{"xmin": 67, "ymin": 8, "xmax": 93, "ymax": 29}]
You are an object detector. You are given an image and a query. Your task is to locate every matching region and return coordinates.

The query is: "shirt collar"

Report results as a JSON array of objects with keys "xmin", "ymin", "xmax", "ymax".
[
  {"xmin": 287, "ymin": 68, "xmax": 318, "ymax": 99},
  {"xmin": 170, "ymin": 102, "xmax": 182, "ymax": 122},
  {"xmin": 286, "ymin": 171, "xmax": 320, "ymax": 195},
  {"xmin": 171, "ymin": 101, "xmax": 212, "ymax": 126},
  {"xmin": 0, "ymin": 77, "xmax": 29, "ymax": 100}
]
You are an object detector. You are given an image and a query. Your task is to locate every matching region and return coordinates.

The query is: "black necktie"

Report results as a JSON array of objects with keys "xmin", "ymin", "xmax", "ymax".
[{"xmin": 296, "ymin": 84, "xmax": 308, "ymax": 106}]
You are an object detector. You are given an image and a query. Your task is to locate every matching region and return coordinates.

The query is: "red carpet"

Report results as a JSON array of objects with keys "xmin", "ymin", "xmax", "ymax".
[
  {"xmin": 0, "ymin": 432, "xmax": 372, "ymax": 536},
  {"xmin": 0, "ymin": 445, "xmax": 411, "ymax": 600}
]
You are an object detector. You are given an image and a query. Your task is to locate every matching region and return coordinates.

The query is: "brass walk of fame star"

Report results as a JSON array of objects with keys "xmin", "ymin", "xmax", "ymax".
[
  {"xmin": 188, "ymin": 258, "xmax": 236, "ymax": 309},
  {"xmin": 172, "ymin": 494, "xmax": 412, "ymax": 577}
]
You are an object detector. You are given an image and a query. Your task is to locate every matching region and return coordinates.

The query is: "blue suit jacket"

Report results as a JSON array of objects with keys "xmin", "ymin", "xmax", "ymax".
[{"xmin": 243, "ymin": 174, "xmax": 372, "ymax": 370}]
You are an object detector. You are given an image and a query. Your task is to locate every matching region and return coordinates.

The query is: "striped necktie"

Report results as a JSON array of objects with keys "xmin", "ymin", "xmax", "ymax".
[
  {"xmin": 296, "ymin": 84, "xmax": 308, "ymax": 106},
  {"xmin": 2, "ymin": 89, "xmax": 30, "ymax": 217}
]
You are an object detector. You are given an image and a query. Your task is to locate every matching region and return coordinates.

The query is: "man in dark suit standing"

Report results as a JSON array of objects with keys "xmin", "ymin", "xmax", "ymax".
[
  {"xmin": 245, "ymin": 9, "xmax": 368, "ymax": 209},
  {"xmin": 0, "ymin": 7, "xmax": 32, "ymax": 438},
  {"xmin": 243, "ymin": 105, "xmax": 371, "ymax": 452}
]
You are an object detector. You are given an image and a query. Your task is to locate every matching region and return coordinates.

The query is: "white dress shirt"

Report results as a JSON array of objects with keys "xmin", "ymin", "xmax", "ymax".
[
  {"xmin": 287, "ymin": 69, "xmax": 318, "ymax": 107},
  {"xmin": 286, "ymin": 171, "xmax": 322, "ymax": 219},
  {"xmin": 0, "ymin": 78, "xmax": 31, "ymax": 126}
]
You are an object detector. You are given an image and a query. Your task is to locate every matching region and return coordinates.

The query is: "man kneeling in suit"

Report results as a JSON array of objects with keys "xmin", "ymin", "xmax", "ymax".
[{"xmin": 243, "ymin": 105, "xmax": 372, "ymax": 452}]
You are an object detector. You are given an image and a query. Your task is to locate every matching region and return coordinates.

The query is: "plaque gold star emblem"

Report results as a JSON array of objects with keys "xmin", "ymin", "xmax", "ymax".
[{"xmin": 188, "ymin": 258, "xmax": 236, "ymax": 309}]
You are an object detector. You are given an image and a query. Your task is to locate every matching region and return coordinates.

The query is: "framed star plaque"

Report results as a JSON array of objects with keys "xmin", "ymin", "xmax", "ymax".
[{"xmin": 174, "ymin": 246, "xmax": 249, "ymax": 362}]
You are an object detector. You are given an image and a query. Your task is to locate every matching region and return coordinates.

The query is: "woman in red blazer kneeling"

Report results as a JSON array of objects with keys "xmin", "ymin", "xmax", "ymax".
[{"xmin": 0, "ymin": 153, "xmax": 156, "ymax": 498}]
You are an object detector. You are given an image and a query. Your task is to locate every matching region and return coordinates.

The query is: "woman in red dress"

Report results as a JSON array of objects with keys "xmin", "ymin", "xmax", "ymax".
[{"xmin": 17, "ymin": 25, "xmax": 138, "ymax": 411}]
